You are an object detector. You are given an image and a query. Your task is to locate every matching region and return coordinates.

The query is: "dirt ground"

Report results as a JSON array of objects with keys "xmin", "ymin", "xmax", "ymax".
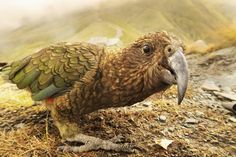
[{"xmin": 0, "ymin": 47, "xmax": 235, "ymax": 157}]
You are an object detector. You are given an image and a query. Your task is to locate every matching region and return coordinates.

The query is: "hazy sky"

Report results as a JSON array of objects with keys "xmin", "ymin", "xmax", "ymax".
[{"xmin": 0, "ymin": 0, "xmax": 105, "ymax": 32}]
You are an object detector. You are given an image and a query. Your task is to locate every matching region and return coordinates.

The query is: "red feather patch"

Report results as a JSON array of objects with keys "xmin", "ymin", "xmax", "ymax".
[{"xmin": 46, "ymin": 98, "xmax": 54, "ymax": 104}]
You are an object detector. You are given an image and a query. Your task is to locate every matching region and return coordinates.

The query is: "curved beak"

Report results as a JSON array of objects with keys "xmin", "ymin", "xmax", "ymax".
[{"xmin": 168, "ymin": 49, "xmax": 188, "ymax": 104}]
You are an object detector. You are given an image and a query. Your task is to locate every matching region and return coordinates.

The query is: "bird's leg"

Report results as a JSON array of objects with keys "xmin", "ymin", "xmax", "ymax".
[
  {"xmin": 46, "ymin": 97, "xmax": 135, "ymax": 153},
  {"xmin": 54, "ymin": 117, "xmax": 135, "ymax": 153},
  {"xmin": 57, "ymin": 133, "xmax": 134, "ymax": 153}
]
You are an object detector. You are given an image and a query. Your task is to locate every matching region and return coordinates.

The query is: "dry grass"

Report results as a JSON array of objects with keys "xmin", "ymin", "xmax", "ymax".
[
  {"xmin": 0, "ymin": 125, "xmax": 59, "ymax": 157},
  {"xmin": 186, "ymin": 24, "xmax": 236, "ymax": 54},
  {"xmin": 0, "ymin": 82, "xmax": 33, "ymax": 109},
  {"xmin": 0, "ymin": 96, "xmax": 235, "ymax": 157}
]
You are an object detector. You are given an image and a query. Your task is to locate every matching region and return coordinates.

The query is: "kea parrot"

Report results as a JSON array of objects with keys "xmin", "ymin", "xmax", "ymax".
[{"xmin": 0, "ymin": 31, "xmax": 188, "ymax": 153}]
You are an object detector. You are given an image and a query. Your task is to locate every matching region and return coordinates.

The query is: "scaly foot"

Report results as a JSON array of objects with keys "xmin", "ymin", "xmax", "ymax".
[{"xmin": 57, "ymin": 134, "xmax": 135, "ymax": 153}]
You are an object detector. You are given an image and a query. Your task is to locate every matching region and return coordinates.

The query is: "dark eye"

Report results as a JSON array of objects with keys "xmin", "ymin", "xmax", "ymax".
[{"xmin": 142, "ymin": 45, "xmax": 152, "ymax": 55}]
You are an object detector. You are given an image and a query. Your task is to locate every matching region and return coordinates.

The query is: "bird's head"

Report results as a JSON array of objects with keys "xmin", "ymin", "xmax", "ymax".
[{"xmin": 122, "ymin": 31, "xmax": 188, "ymax": 104}]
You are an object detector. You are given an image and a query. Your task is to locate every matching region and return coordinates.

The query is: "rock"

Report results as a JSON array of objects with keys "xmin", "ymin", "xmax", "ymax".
[
  {"xmin": 229, "ymin": 117, "xmax": 236, "ymax": 123},
  {"xmin": 222, "ymin": 102, "xmax": 236, "ymax": 114},
  {"xmin": 221, "ymin": 86, "xmax": 232, "ymax": 93},
  {"xmin": 201, "ymin": 80, "xmax": 220, "ymax": 91},
  {"xmin": 188, "ymin": 40, "xmax": 208, "ymax": 53},
  {"xmin": 159, "ymin": 115, "xmax": 167, "ymax": 123},
  {"xmin": 195, "ymin": 111, "xmax": 204, "ymax": 117},
  {"xmin": 105, "ymin": 129, "xmax": 113, "ymax": 134},
  {"xmin": 168, "ymin": 127, "xmax": 175, "ymax": 132},
  {"xmin": 154, "ymin": 138, "xmax": 174, "ymax": 150},
  {"xmin": 182, "ymin": 124, "xmax": 192, "ymax": 128},
  {"xmin": 214, "ymin": 91, "xmax": 236, "ymax": 101},
  {"xmin": 15, "ymin": 123, "xmax": 25, "ymax": 129},
  {"xmin": 142, "ymin": 101, "xmax": 152, "ymax": 107},
  {"xmin": 88, "ymin": 28, "xmax": 123, "ymax": 46},
  {"xmin": 185, "ymin": 118, "xmax": 198, "ymax": 124}
]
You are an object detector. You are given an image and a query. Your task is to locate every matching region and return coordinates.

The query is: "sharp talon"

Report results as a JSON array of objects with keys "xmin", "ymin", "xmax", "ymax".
[
  {"xmin": 122, "ymin": 144, "xmax": 135, "ymax": 153},
  {"xmin": 109, "ymin": 134, "xmax": 125, "ymax": 143}
]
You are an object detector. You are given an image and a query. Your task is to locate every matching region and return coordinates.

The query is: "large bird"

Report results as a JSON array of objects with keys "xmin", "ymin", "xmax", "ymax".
[{"xmin": 0, "ymin": 31, "xmax": 188, "ymax": 153}]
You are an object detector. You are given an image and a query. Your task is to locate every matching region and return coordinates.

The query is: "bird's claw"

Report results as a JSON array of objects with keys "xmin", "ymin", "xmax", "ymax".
[
  {"xmin": 109, "ymin": 134, "xmax": 126, "ymax": 143},
  {"xmin": 57, "ymin": 134, "xmax": 136, "ymax": 153},
  {"xmin": 57, "ymin": 143, "xmax": 136, "ymax": 153},
  {"xmin": 57, "ymin": 146, "xmax": 71, "ymax": 152}
]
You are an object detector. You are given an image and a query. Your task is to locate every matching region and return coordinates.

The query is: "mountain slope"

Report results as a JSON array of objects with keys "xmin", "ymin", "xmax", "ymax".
[{"xmin": 0, "ymin": 0, "xmax": 233, "ymax": 61}]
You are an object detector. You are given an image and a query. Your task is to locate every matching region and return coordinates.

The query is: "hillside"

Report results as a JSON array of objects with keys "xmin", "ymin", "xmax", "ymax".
[{"xmin": 0, "ymin": 0, "xmax": 234, "ymax": 62}]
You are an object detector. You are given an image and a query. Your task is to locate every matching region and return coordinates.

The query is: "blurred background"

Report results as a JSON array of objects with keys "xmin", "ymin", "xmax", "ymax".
[{"xmin": 0, "ymin": 0, "xmax": 235, "ymax": 61}]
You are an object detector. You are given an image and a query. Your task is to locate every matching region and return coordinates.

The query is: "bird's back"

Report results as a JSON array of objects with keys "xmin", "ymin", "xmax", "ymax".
[{"xmin": 6, "ymin": 42, "xmax": 103, "ymax": 101}]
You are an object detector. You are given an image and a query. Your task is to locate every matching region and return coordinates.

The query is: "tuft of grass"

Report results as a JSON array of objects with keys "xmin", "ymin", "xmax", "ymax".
[
  {"xmin": 0, "ymin": 125, "xmax": 62, "ymax": 157},
  {"xmin": 0, "ymin": 82, "xmax": 33, "ymax": 109},
  {"xmin": 186, "ymin": 23, "xmax": 236, "ymax": 54},
  {"xmin": 207, "ymin": 24, "xmax": 236, "ymax": 52}
]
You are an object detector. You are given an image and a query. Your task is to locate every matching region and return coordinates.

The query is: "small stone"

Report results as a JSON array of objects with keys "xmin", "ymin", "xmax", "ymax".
[
  {"xmin": 142, "ymin": 101, "xmax": 152, "ymax": 107},
  {"xmin": 214, "ymin": 91, "xmax": 236, "ymax": 101},
  {"xmin": 15, "ymin": 123, "xmax": 25, "ymax": 129},
  {"xmin": 168, "ymin": 127, "xmax": 175, "ymax": 132},
  {"xmin": 221, "ymin": 86, "xmax": 232, "ymax": 93},
  {"xmin": 185, "ymin": 118, "xmax": 198, "ymax": 124},
  {"xmin": 159, "ymin": 115, "xmax": 167, "ymax": 123},
  {"xmin": 222, "ymin": 102, "xmax": 236, "ymax": 113},
  {"xmin": 188, "ymin": 40, "xmax": 208, "ymax": 53},
  {"xmin": 154, "ymin": 138, "xmax": 173, "ymax": 150},
  {"xmin": 195, "ymin": 111, "xmax": 204, "ymax": 117},
  {"xmin": 182, "ymin": 123, "xmax": 193, "ymax": 128},
  {"xmin": 106, "ymin": 129, "xmax": 113, "ymax": 134},
  {"xmin": 229, "ymin": 117, "xmax": 236, "ymax": 123},
  {"xmin": 201, "ymin": 80, "xmax": 220, "ymax": 91}
]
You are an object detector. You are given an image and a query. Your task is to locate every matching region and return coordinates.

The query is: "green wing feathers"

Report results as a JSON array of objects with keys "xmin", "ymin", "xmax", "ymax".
[{"xmin": 8, "ymin": 42, "xmax": 102, "ymax": 101}]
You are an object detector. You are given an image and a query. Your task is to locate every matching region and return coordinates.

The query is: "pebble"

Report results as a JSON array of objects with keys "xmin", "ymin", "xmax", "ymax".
[
  {"xmin": 168, "ymin": 127, "xmax": 175, "ymax": 132},
  {"xmin": 229, "ymin": 117, "xmax": 236, "ymax": 123},
  {"xmin": 105, "ymin": 130, "xmax": 113, "ymax": 134},
  {"xmin": 221, "ymin": 86, "xmax": 232, "ymax": 93},
  {"xmin": 142, "ymin": 101, "xmax": 152, "ymax": 107},
  {"xmin": 15, "ymin": 123, "xmax": 25, "ymax": 129},
  {"xmin": 159, "ymin": 115, "xmax": 167, "ymax": 123},
  {"xmin": 185, "ymin": 118, "xmax": 199, "ymax": 124},
  {"xmin": 214, "ymin": 91, "xmax": 236, "ymax": 101},
  {"xmin": 201, "ymin": 80, "xmax": 220, "ymax": 91},
  {"xmin": 195, "ymin": 111, "xmax": 204, "ymax": 117}
]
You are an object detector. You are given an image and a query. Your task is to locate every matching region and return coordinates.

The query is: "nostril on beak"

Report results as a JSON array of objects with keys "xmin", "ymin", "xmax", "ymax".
[{"xmin": 169, "ymin": 68, "xmax": 175, "ymax": 75}]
